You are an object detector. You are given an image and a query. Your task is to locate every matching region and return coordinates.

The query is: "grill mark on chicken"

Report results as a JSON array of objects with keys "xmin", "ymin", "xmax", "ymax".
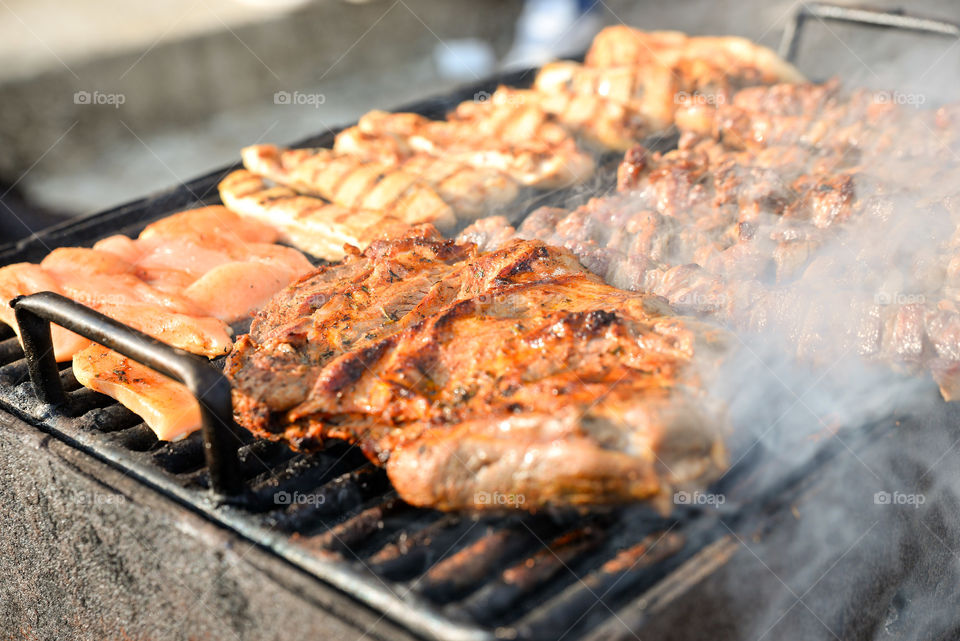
[
  {"xmin": 242, "ymin": 144, "xmax": 517, "ymax": 223},
  {"xmin": 333, "ymin": 105, "xmax": 595, "ymax": 189},
  {"xmin": 218, "ymin": 169, "xmax": 419, "ymax": 260}
]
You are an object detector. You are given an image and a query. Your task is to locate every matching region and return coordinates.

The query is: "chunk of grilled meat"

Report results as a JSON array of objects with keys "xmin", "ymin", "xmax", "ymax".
[
  {"xmin": 334, "ymin": 104, "xmax": 595, "ymax": 189},
  {"xmin": 242, "ymin": 144, "xmax": 518, "ymax": 221},
  {"xmin": 456, "ymin": 214, "xmax": 518, "ymax": 253},
  {"xmin": 226, "ymin": 232, "xmax": 728, "ymax": 511},
  {"xmin": 676, "ymin": 80, "xmax": 960, "ymax": 159},
  {"xmin": 500, "ymin": 137, "xmax": 851, "ymax": 293},
  {"xmin": 218, "ymin": 169, "xmax": 415, "ymax": 260},
  {"xmin": 459, "ymin": 78, "xmax": 960, "ymax": 400},
  {"xmin": 461, "ymin": 213, "xmax": 960, "ymax": 398}
]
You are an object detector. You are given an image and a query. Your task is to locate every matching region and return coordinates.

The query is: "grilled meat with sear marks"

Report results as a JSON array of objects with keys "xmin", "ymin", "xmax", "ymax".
[{"xmin": 226, "ymin": 230, "xmax": 728, "ymax": 511}]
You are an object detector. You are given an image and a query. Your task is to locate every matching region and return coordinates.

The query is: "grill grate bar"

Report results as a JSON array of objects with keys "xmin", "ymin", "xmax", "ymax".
[
  {"xmin": 455, "ymin": 524, "xmax": 608, "ymax": 626},
  {"xmin": 513, "ymin": 531, "xmax": 687, "ymax": 640},
  {"xmin": 152, "ymin": 432, "xmax": 207, "ymax": 474},
  {"xmin": 310, "ymin": 497, "xmax": 417, "ymax": 554},
  {"xmin": 67, "ymin": 387, "xmax": 117, "ymax": 416},
  {"xmin": 417, "ymin": 523, "xmax": 548, "ymax": 604},
  {"xmin": 80, "ymin": 403, "xmax": 143, "ymax": 433},
  {"xmin": 366, "ymin": 515, "xmax": 487, "ymax": 581},
  {"xmin": 109, "ymin": 423, "xmax": 161, "ymax": 452},
  {"xmin": 0, "ymin": 358, "xmax": 29, "ymax": 387},
  {"xmin": 266, "ymin": 464, "xmax": 393, "ymax": 532},
  {"xmin": 0, "ymin": 337, "xmax": 23, "ymax": 364}
]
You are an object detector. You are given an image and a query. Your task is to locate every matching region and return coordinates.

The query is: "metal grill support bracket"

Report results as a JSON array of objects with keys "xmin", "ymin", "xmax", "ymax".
[{"xmin": 11, "ymin": 292, "xmax": 244, "ymax": 497}]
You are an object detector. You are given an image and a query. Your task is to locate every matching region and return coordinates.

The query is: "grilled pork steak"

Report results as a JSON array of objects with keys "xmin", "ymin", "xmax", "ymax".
[{"xmin": 226, "ymin": 229, "xmax": 728, "ymax": 511}]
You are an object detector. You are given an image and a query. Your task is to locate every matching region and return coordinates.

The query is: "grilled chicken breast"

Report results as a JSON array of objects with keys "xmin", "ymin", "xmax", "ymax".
[
  {"xmin": 530, "ymin": 30, "xmax": 803, "ymax": 150},
  {"xmin": 138, "ymin": 205, "xmax": 283, "ymax": 245},
  {"xmin": 0, "ymin": 263, "xmax": 92, "ymax": 360},
  {"xmin": 334, "ymin": 106, "xmax": 595, "ymax": 189},
  {"xmin": 218, "ymin": 169, "xmax": 418, "ymax": 260},
  {"xmin": 241, "ymin": 145, "xmax": 456, "ymax": 228},
  {"xmin": 583, "ymin": 27, "xmax": 805, "ymax": 83},
  {"xmin": 91, "ymin": 302, "xmax": 234, "ymax": 358},
  {"xmin": 226, "ymin": 231, "xmax": 728, "ymax": 511},
  {"xmin": 0, "ymin": 251, "xmax": 234, "ymax": 361},
  {"xmin": 0, "ymin": 206, "xmax": 313, "ymax": 444},
  {"xmin": 243, "ymin": 144, "xmax": 519, "ymax": 221},
  {"xmin": 74, "ymin": 345, "xmax": 202, "ymax": 442}
]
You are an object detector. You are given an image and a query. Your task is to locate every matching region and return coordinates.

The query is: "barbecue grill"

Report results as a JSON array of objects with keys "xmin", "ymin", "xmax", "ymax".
[{"xmin": 3, "ymin": 5, "xmax": 960, "ymax": 640}]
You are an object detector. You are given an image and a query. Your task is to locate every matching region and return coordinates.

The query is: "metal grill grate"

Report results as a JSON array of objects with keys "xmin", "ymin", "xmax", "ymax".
[{"xmin": 0, "ymin": 6, "xmax": 945, "ymax": 638}]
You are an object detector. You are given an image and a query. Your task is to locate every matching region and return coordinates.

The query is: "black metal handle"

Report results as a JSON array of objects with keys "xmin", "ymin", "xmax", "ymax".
[
  {"xmin": 11, "ymin": 292, "xmax": 244, "ymax": 496},
  {"xmin": 779, "ymin": 3, "xmax": 960, "ymax": 63}
]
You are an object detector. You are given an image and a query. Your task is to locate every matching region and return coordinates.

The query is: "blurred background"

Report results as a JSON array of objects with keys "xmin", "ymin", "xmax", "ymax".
[{"xmin": 1, "ymin": 0, "xmax": 959, "ymax": 240}]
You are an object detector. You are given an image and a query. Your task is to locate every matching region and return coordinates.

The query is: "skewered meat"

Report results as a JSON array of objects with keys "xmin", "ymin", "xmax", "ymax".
[
  {"xmin": 461, "ymin": 79, "xmax": 960, "ymax": 400},
  {"xmin": 583, "ymin": 28, "xmax": 688, "ymax": 67},
  {"xmin": 242, "ymin": 144, "xmax": 519, "ymax": 221},
  {"xmin": 532, "ymin": 88, "xmax": 650, "ymax": 151},
  {"xmin": 535, "ymin": 61, "xmax": 678, "ymax": 125},
  {"xmin": 226, "ymin": 231, "xmax": 728, "ymax": 511},
  {"xmin": 675, "ymin": 80, "xmax": 960, "ymax": 160},
  {"xmin": 218, "ymin": 169, "xmax": 415, "ymax": 260}
]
